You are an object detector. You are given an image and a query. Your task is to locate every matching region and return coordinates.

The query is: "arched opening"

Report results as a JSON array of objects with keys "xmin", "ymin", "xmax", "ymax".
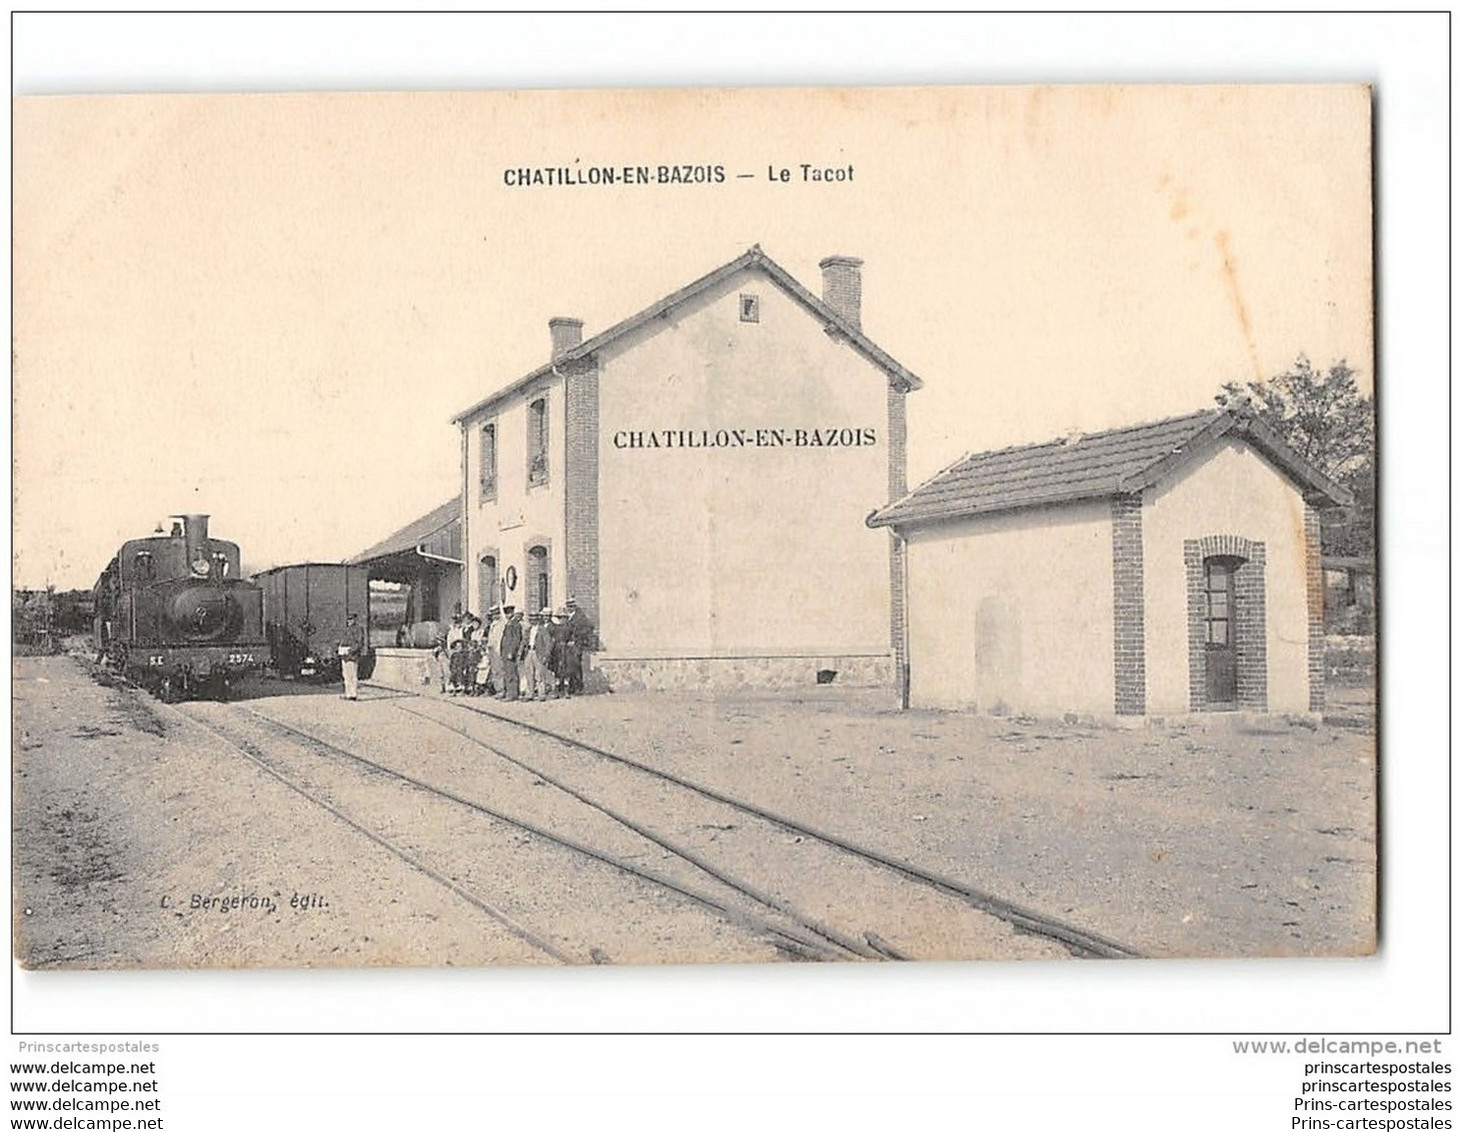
[
  {"xmin": 527, "ymin": 545, "xmax": 550, "ymax": 615},
  {"xmin": 479, "ymin": 553, "xmax": 499, "ymax": 613},
  {"xmin": 1185, "ymin": 536, "xmax": 1267, "ymax": 711}
]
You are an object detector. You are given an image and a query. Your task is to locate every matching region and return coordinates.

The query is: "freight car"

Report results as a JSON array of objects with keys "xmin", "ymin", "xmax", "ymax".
[
  {"xmin": 255, "ymin": 562, "xmax": 372, "ymax": 681},
  {"xmin": 93, "ymin": 514, "xmax": 266, "ymax": 700}
]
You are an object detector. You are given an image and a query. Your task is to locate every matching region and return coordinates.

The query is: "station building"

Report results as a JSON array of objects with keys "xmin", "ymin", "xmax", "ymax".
[
  {"xmin": 868, "ymin": 409, "xmax": 1352, "ymax": 718},
  {"xmin": 451, "ymin": 245, "xmax": 921, "ymax": 690}
]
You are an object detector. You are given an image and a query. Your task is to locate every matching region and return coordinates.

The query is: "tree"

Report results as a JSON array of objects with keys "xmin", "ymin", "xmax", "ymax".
[{"xmin": 1216, "ymin": 356, "xmax": 1375, "ymax": 559}]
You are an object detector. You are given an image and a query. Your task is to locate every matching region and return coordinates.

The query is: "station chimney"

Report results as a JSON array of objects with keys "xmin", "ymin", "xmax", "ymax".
[
  {"xmin": 549, "ymin": 317, "xmax": 584, "ymax": 359},
  {"xmin": 819, "ymin": 255, "xmax": 863, "ymax": 332}
]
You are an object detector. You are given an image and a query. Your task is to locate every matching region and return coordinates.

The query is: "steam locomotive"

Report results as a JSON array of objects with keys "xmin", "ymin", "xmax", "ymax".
[{"xmin": 93, "ymin": 513, "xmax": 266, "ymax": 700}]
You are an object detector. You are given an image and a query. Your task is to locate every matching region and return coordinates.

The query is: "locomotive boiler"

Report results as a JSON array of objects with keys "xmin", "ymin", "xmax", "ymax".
[{"xmin": 93, "ymin": 513, "xmax": 266, "ymax": 700}]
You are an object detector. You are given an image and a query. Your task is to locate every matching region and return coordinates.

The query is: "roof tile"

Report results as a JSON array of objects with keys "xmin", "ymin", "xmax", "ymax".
[
  {"xmin": 348, "ymin": 498, "xmax": 461, "ymax": 564},
  {"xmin": 870, "ymin": 410, "xmax": 1222, "ymax": 527}
]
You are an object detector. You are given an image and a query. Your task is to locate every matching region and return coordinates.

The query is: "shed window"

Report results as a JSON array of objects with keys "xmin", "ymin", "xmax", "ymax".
[
  {"xmin": 528, "ymin": 398, "xmax": 549, "ymax": 486},
  {"xmin": 1204, "ymin": 559, "xmax": 1237, "ymax": 645},
  {"xmin": 739, "ymin": 293, "xmax": 760, "ymax": 323},
  {"xmin": 479, "ymin": 422, "xmax": 498, "ymax": 502}
]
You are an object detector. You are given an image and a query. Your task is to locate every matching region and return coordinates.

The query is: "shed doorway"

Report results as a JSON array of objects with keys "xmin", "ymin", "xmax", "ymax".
[{"xmin": 1203, "ymin": 556, "xmax": 1240, "ymax": 706}]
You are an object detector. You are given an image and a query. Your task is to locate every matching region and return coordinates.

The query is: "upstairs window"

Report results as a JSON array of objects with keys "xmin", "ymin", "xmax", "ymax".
[
  {"xmin": 479, "ymin": 422, "xmax": 498, "ymax": 503},
  {"xmin": 528, "ymin": 397, "xmax": 549, "ymax": 486}
]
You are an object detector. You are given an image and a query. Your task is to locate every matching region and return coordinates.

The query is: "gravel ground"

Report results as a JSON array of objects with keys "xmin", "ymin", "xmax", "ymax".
[
  {"xmin": 15, "ymin": 657, "xmax": 556, "ymax": 968},
  {"xmin": 427, "ymin": 679, "xmax": 1376, "ymax": 959},
  {"xmin": 12, "ymin": 655, "xmax": 1374, "ymax": 967},
  {"xmin": 262, "ymin": 693, "xmax": 1067, "ymax": 962}
]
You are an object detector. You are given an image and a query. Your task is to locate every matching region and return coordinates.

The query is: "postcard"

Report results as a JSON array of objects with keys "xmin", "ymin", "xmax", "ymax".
[{"xmin": 12, "ymin": 85, "xmax": 1374, "ymax": 969}]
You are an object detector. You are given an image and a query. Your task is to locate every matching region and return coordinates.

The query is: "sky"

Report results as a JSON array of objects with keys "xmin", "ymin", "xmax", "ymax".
[{"xmin": 13, "ymin": 80, "xmax": 1371, "ymax": 590}]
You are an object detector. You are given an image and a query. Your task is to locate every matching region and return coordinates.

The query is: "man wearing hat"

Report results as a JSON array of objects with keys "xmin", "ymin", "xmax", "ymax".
[
  {"xmin": 484, "ymin": 605, "xmax": 505, "ymax": 694},
  {"xmin": 525, "ymin": 607, "xmax": 555, "ymax": 700},
  {"xmin": 498, "ymin": 606, "xmax": 524, "ymax": 701},
  {"xmin": 549, "ymin": 607, "xmax": 572, "ymax": 698},
  {"xmin": 564, "ymin": 596, "xmax": 596, "ymax": 696}
]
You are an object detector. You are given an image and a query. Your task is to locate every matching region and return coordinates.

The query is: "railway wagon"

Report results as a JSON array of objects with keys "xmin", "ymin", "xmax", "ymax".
[
  {"xmin": 93, "ymin": 513, "xmax": 267, "ymax": 700},
  {"xmin": 256, "ymin": 562, "xmax": 373, "ymax": 680}
]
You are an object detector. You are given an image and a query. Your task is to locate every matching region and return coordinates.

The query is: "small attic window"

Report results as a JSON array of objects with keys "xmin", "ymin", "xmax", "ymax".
[{"xmin": 739, "ymin": 293, "xmax": 760, "ymax": 323}]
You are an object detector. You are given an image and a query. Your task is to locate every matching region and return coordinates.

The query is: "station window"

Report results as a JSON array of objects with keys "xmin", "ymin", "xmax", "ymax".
[
  {"xmin": 527, "ymin": 545, "xmax": 550, "ymax": 614},
  {"xmin": 480, "ymin": 554, "xmax": 499, "ymax": 613},
  {"xmin": 527, "ymin": 398, "xmax": 549, "ymax": 486},
  {"xmin": 480, "ymin": 422, "xmax": 498, "ymax": 503}
]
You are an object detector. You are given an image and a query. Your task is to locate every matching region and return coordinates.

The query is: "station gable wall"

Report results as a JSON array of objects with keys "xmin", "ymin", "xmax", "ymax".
[{"xmin": 595, "ymin": 268, "xmax": 893, "ymax": 659}]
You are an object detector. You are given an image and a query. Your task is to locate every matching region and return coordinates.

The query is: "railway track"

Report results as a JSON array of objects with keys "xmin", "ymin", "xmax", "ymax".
[
  {"xmin": 171, "ymin": 699, "xmax": 858, "ymax": 965},
  {"xmin": 412, "ymin": 693, "xmax": 1145, "ymax": 961},
  {"xmin": 172, "ymin": 683, "xmax": 1142, "ymax": 963},
  {"xmin": 174, "ymin": 702, "xmax": 571, "ymax": 963}
]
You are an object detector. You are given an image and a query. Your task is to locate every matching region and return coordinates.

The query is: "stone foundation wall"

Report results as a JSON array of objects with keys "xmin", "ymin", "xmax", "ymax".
[
  {"xmin": 596, "ymin": 653, "xmax": 894, "ymax": 693},
  {"xmin": 369, "ymin": 647, "xmax": 438, "ymax": 690}
]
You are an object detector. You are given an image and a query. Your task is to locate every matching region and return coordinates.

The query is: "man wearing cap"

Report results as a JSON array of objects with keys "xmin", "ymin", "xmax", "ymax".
[
  {"xmin": 498, "ymin": 606, "xmax": 524, "ymax": 701},
  {"xmin": 340, "ymin": 612, "xmax": 367, "ymax": 701}
]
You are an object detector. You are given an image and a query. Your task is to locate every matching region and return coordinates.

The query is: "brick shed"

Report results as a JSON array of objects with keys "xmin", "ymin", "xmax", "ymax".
[{"xmin": 868, "ymin": 409, "xmax": 1353, "ymax": 717}]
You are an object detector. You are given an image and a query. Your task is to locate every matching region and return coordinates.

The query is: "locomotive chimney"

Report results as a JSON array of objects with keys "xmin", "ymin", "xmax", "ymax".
[{"xmin": 174, "ymin": 514, "xmax": 210, "ymax": 563}]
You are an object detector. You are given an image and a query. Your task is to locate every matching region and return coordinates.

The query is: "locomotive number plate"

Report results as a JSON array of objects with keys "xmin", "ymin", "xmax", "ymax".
[{"xmin": 227, "ymin": 653, "xmax": 256, "ymax": 665}]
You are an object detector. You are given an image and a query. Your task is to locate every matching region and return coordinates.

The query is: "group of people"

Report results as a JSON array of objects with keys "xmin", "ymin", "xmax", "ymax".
[{"xmin": 434, "ymin": 598, "xmax": 595, "ymax": 701}]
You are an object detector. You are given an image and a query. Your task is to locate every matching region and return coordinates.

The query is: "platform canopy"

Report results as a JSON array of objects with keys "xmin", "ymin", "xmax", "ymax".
[{"xmin": 347, "ymin": 497, "xmax": 461, "ymax": 583}]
